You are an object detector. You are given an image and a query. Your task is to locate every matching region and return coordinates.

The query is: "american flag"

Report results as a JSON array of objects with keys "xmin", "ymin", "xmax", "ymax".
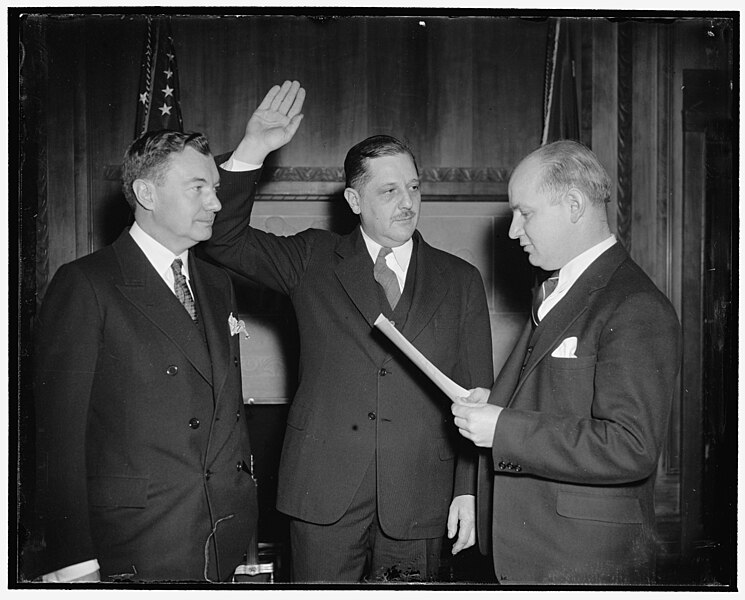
[{"xmin": 135, "ymin": 16, "xmax": 184, "ymax": 137}]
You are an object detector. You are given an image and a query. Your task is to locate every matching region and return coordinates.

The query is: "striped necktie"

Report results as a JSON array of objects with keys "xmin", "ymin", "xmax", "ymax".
[
  {"xmin": 531, "ymin": 272, "xmax": 559, "ymax": 326},
  {"xmin": 171, "ymin": 258, "xmax": 198, "ymax": 323},
  {"xmin": 374, "ymin": 247, "xmax": 402, "ymax": 310}
]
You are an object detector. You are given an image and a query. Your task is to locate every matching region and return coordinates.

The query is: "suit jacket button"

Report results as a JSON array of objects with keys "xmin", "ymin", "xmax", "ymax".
[
  {"xmin": 234, "ymin": 357, "xmax": 239, "ymax": 367},
  {"xmin": 189, "ymin": 417, "xmax": 200, "ymax": 429},
  {"xmin": 166, "ymin": 365, "xmax": 178, "ymax": 376},
  {"xmin": 515, "ymin": 465, "xmax": 522, "ymax": 472},
  {"xmin": 379, "ymin": 368, "xmax": 387, "ymax": 376},
  {"xmin": 498, "ymin": 461, "xmax": 506, "ymax": 470},
  {"xmin": 236, "ymin": 461, "xmax": 243, "ymax": 472},
  {"xmin": 368, "ymin": 412, "xmax": 376, "ymax": 420}
]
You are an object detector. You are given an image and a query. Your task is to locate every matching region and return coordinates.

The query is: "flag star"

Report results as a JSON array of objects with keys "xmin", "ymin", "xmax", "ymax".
[
  {"xmin": 166, "ymin": 52, "xmax": 174, "ymax": 61},
  {"xmin": 159, "ymin": 103, "xmax": 172, "ymax": 116},
  {"xmin": 139, "ymin": 92, "xmax": 148, "ymax": 105},
  {"xmin": 163, "ymin": 68, "xmax": 173, "ymax": 79},
  {"xmin": 162, "ymin": 85, "xmax": 174, "ymax": 98}
]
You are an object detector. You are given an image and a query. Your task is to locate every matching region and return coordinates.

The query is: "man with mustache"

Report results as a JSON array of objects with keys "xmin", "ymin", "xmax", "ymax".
[{"xmin": 206, "ymin": 99, "xmax": 494, "ymax": 582}]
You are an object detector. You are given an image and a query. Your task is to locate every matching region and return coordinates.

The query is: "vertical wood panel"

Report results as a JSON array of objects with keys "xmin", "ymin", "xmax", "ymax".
[
  {"xmin": 630, "ymin": 22, "xmax": 659, "ymax": 286},
  {"xmin": 74, "ymin": 22, "xmax": 91, "ymax": 258},
  {"xmin": 591, "ymin": 18, "xmax": 618, "ymax": 234},
  {"xmin": 655, "ymin": 26, "xmax": 680, "ymax": 481},
  {"xmin": 424, "ymin": 18, "xmax": 474, "ymax": 168},
  {"xmin": 85, "ymin": 16, "xmax": 142, "ymax": 248},
  {"xmin": 680, "ymin": 130, "xmax": 705, "ymax": 556},
  {"xmin": 472, "ymin": 17, "xmax": 547, "ymax": 172},
  {"xmin": 366, "ymin": 17, "xmax": 428, "ymax": 153},
  {"xmin": 45, "ymin": 19, "xmax": 81, "ymax": 277}
]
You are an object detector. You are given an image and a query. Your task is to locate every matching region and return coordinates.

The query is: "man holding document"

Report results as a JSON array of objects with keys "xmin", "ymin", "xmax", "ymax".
[
  {"xmin": 451, "ymin": 141, "xmax": 681, "ymax": 584},
  {"xmin": 206, "ymin": 92, "xmax": 493, "ymax": 582}
]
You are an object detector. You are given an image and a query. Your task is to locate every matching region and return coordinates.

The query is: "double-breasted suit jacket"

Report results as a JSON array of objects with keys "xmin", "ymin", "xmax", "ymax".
[
  {"xmin": 31, "ymin": 230, "xmax": 258, "ymax": 582},
  {"xmin": 477, "ymin": 243, "xmax": 681, "ymax": 584},
  {"xmin": 205, "ymin": 168, "xmax": 494, "ymax": 541}
]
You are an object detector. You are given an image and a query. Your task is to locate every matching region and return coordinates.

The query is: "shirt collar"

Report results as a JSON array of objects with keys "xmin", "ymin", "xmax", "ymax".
[
  {"xmin": 556, "ymin": 234, "xmax": 617, "ymax": 291},
  {"xmin": 129, "ymin": 221, "xmax": 191, "ymax": 281},
  {"xmin": 359, "ymin": 226, "xmax": 413, "ymax": 272}
]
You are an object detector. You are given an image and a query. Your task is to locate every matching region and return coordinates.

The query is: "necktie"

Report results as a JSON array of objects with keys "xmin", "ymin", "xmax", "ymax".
[
  {"xmin": 374, "ymin": 247, "xmax": 402, "ymax": 310},
  {"xmin": 171, "ymin": 258, "xmax": 198, "ymax": 323},
  {"xmin": 531, "ymin": 271, "xmax": 559, "ymax": 326}
]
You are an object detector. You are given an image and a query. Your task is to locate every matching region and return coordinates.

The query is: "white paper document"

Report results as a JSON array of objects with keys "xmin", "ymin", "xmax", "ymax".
[{"xmin": 373, "ymin": 314, "xmax": 469, "ymax": 402}]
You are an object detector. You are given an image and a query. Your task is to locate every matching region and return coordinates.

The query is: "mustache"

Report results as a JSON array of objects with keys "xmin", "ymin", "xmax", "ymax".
[{"xmin": 395, "ymin": 210, "xmax": 417, "ymax": 220}]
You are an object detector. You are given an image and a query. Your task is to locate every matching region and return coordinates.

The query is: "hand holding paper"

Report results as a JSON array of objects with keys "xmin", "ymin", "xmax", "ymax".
[{"xmin": 373, "ymin": 314, "xmax": 468, "ymax": 402}]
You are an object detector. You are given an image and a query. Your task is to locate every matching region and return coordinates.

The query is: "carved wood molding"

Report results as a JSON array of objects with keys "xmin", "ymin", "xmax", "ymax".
[
  {"xmin": 253, "ymin": 194, "xmax": 507, "ymax": 202},
  {"xmin": 23, "ymin": 19, "xmax": 50, "ymax": 305},
  {"xmin": 104, "ymin": 164, "xmax": 512, "ymax": 184},
  {"xmin": 616, "ymin": 22, "xmax": 633, "ymax": 252}
]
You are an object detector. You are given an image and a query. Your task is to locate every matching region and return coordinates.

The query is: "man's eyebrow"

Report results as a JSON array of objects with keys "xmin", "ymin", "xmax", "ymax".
[{"xmin": 375, "ymin": 181, "xmax": 399, "ymax": 189}]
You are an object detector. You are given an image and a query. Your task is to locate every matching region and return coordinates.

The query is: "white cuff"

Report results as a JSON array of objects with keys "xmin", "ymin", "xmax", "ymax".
[
  {"xmin": 221, "ymin": 155, "xmax": 262, "ymax": 172},
  {"xmin": 42, "ymin": 559, "xmax": 100, "ymax": 582}
]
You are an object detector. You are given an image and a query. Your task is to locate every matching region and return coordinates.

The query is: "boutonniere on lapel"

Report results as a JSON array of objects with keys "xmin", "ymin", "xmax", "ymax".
[{"xmin": 228, "ymin": 313, "xmax": 249, "ymax": 339}]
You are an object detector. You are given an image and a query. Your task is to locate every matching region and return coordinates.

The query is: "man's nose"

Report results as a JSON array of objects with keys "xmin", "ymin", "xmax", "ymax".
[
  {"xmin": 508, "ymin": 214, "xmax": 522, "ymax": 239},
  {"xmin": 205, "ymin": 190, "xmax": 221, "ymax": 212},
  {"xmin": 399, "ymin": 190, "xmax": 413, "ymax": 209}
]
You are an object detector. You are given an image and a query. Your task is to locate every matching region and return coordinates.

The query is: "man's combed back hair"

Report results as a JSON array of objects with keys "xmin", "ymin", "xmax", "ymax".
[
  {"xmin": 344, "ymin": 135, "xmax": 419, "ymax": 190},
  {"xmin": 121, "ymin": 130, "xmax": 211, "ymax": 210},
  {"xmin": 530, "ymin": 140, "xmax": 612, "ymax": 206}
]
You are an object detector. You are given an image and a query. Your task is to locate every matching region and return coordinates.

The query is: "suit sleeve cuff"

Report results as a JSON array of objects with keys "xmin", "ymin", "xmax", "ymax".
[{"xmin": 42, "ymin": 559, "xmax": 100, "ymax": 582}]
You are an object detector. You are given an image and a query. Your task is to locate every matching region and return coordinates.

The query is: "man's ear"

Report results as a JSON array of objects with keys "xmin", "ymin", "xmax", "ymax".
[
  {"xmin": 132, "ymin": 179, "xmax": 155, "ymax": 211},
  {"xmin": 344, "ymin": 187, "xmax": 361, "ymax": 215},
  {"xmin": 565, "ymin": 188, "xmax": 587, "ymax": 224}
]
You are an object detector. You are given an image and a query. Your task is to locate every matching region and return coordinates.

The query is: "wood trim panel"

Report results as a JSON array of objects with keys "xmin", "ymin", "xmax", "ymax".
[{"xmin": 679, "ymin": 129, "xmax": 706, "ymax": 555}]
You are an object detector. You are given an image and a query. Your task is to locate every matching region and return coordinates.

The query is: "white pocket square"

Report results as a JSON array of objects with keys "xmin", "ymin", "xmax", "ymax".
[{"xmin": 551, "ymin": 336, "xmax": 578, "ymax": 358}]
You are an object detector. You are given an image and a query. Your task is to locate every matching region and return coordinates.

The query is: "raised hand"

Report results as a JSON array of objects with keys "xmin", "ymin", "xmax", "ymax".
[{"xmin": 233, "ymin": 80, "xmax": 306, "ymax": 164}]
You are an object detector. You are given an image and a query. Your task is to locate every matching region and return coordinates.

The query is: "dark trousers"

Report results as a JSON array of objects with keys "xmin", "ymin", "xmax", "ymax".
[{"xmin": 289, "ymin": 455, "xmax": 443, "ymax": 583}]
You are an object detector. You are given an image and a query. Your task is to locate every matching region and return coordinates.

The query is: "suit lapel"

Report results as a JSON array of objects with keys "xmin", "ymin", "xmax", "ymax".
[
  {"xmin": 334, "ymin": 227, "xmax": 385, "ymax": 327},
  {"xmin": 112, "ymin": 231, "xmax": 213, "ymax": 385},
  {"xmin": 191, "ymin": 253, "xmax": 231, "ymax": 399},
  {"xmin": 510, "ymin": 243, "xmax": 628, "ymax": 403},
  {"xmin": 489, "ymin": 321, "xmax": 532, "ymax": 407},
  {"xmin": 399, "ymin": 232, "xmax": 448, "ymax": 344}
]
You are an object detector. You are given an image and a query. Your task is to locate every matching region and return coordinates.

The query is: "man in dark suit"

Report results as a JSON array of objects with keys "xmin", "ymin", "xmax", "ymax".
[
  {"xmin": 205, "ymin": 83, "xmax": 494, "ymax": 582},
  {"xmin": 31, "ymin": 97, "xmax": 303, "ymax": 582},
  {"xmin": 452, "ymin": 140, "xmax": 681, "ymax": 584}
]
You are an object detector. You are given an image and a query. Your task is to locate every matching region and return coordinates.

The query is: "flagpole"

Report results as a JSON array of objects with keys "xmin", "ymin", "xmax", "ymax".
[
  {"xmin": 541, "ymin": 19, "xmax": 561, "ymax": 146},
  {"xmin": 137, "ymin": 17, "xmax": 155, "ymax": 138}
]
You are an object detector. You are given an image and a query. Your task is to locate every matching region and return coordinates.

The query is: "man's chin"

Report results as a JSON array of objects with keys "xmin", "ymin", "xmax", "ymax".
[
  {"xmin": 527, "ymin": 254, "xmax": 544, "ymax": 268},
  {"xmin": 392, "ymin": 221, "xmax": 417, "ymax": 240}
]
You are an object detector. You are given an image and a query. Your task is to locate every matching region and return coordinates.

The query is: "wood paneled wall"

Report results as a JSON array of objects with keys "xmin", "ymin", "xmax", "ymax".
[{"xmin": 17, "ymin": 12, "xmax": 736, "ymax": 585}]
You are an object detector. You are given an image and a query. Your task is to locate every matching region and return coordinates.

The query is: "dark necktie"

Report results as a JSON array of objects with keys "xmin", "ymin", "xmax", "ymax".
[
  {"xmin": 531, "ymin": 271, "xmax": 559, "ymax": 326},
  {"xmin": 374, "ymin": 247, "xmax": 402, "ymax": 310},
  {"xmin": 171, "ymin": 258, "xmax": 198, "ymax": 323}
]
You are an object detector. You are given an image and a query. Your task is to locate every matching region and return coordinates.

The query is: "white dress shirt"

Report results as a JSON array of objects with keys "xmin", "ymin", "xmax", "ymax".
[
  {"xmin": 537, "ymin": 235, "xmax": 617, "ymax": 321},
  {"xmin": 360, "ymin": 227, "xmax": 413, "ymax": 292},
  {"xmin": 128, "ymin": 221, "xmax": 194, "ymax": 297}
]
